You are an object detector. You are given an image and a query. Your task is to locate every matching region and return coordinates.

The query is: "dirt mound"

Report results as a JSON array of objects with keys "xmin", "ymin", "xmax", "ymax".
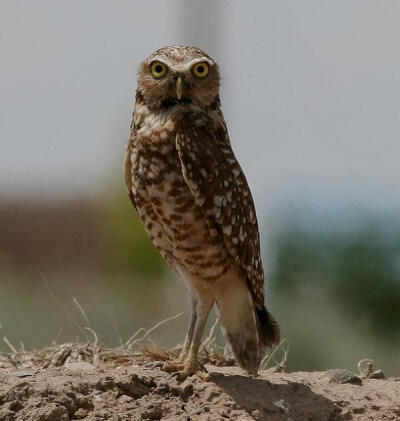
[
  {"xmin": 0, "ymin": 343, "xmax": 399, "ymax": 420},
  {"xmin": 0, "ymin": 347, "xmax": 399, "ymax": 420}
]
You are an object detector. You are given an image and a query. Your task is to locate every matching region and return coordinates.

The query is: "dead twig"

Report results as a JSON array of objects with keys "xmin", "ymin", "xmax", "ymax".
[
  {"xmin": 261, "ymin": 338, "xmax": 289, "ymax": 372},
  {"xmin": 3, "ymin": 336, "xmax": 18, "ymax": 354},
  {"xmin": 41, "ymin": 273, "xmax": 89, "ymax": 342},
  {"xmin": 126, "ymin": 312, "xmax": 183, "ymax": 350},
  {"xmin": 358, "ymin": 358, "xmax": 374, "ymax": 377},
  {"xmin": 73, "ymin": 297, "xmax": 91, "ymax": 326}
]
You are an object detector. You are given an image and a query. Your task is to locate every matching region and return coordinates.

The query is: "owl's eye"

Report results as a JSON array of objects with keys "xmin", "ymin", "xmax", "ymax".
[
  {"xmin": 150, "ymin": 61, "xmax": 168, "ymax": 79},
  {"xmin": 191, "ymin": 61, "xmax": 209, "ymax": 79}
]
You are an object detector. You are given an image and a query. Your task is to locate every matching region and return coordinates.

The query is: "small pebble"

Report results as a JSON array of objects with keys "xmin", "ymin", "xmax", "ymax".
[
  {"xmin": 329, "ymin": 369, "xmax": 362, "ymax": 385},
  {"xmin": 13, "ymin": 369, "xmax": 36, "ymax": 378},
  {"xmin": 64, "ymin": 362, "xmax": 95, "ymax": 372},
  {"xmin": 180, "ymin": 383, "xmax": 194, "ymax": 401},
  {"xmin": 205, "ymin": 387, "xmax": 221, "ymax": 402},
  {"xmin": 369, "ymin": 370, "xmax": 386, "ymax": 379}
]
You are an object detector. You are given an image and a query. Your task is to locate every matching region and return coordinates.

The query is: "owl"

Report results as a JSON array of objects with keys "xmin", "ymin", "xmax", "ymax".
[{"xmin": 125, "ymin": 45, "xmax": 280, "ymax": 379}]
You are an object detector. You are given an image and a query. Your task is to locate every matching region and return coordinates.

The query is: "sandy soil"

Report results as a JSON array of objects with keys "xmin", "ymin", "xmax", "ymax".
[{"xmin": 1, "ymin": 347, "xmax": 399, "ymax": 421}]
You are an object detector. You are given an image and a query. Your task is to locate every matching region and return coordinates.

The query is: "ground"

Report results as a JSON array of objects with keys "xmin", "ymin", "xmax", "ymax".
[{"xmin": 0, "ymin": 343, "xmax": 399, "ymax": 420}]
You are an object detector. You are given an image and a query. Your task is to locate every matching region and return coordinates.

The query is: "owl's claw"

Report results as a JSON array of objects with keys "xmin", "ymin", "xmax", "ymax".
[
  {"xmin": 170, "ymin": 369, "xmax": 210, "ymax": 382},
  {"xmin": 167, "ymin": 360, "xmax": 210, "ymax": 381},
  {"xmin": 168, "ymin": 371, "xmax": 181, "ymax": 380},
  {"xmin": 162, "ymin": 359, "xmax": 185, "ymax": 373},
  {"xmin": 144, "ymin": 360, "xmax": 164, "ymax": 369}
]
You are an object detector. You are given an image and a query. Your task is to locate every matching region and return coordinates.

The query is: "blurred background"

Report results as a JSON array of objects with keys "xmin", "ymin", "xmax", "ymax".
[{"xmin": 1, "ymin": 0, "xmax": 399, "ymax": 375}]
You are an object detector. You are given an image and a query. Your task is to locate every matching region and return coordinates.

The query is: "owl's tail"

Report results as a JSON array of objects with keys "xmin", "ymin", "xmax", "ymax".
[
  {"xmin": 255, "ymin": 304, "xmax": 281, "ymax": 349},
  {"xmin": 214, "ymin": 278, "xmax": 268, "ymax": 375},
  {"xmin": 215, "ymin": 274, "xmax": 280, "ymax": 375}
]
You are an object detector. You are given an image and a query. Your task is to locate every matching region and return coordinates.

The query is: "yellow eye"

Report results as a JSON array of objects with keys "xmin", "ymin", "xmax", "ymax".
[
  {"xmin": 150, "ymin": 61, "xmax": 168, "ymax": 79},
  {"xmin": 191, "ymin": 61, "xmax": 209, "ymax": 79}
]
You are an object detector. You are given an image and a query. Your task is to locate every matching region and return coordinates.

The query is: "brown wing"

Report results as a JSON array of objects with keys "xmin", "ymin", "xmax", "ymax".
[
  {"xmin": 124, "ymin": 139, "xmax": 138, "ymax": 212},
  {"xmin": 175, "ymin": 110, "xmax": 265, "ymax": 306}
]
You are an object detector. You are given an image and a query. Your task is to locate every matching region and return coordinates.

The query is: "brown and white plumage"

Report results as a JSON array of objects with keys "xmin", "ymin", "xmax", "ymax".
[{"xmin": 125, "ymin": 45, "xmax": 279, "ymax": 378}]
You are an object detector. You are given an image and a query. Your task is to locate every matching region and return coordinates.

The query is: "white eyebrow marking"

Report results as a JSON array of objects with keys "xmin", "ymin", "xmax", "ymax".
[{"xmin": 149, "ymin": 56, "xmax": 214, "ymax": 73}]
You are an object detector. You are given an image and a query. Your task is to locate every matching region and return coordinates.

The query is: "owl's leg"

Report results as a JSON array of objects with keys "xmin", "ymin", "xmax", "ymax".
[
  {"xmin": 179, "ymin": 296, "xmax": 197, "ymax": 360},
  {"xmin": 162, "ymin": 297, "xmax": 197, "ymax": 372},
  {"xmin": 176, "ymin": 295, "xmax": 214, "ymax": 381}
]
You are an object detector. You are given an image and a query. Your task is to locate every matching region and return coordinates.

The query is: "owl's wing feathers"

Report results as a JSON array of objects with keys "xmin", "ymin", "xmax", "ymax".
[
  {"xmin": 124, "ymin": 139, "xmax": 138, "ymax": 212},
  {"xmin": 175, "ymin": 110, "xmax": 265, "ymax": 306}
]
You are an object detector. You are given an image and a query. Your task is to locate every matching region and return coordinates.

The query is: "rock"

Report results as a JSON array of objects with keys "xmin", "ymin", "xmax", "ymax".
[
  {"xmin": 329, "ymin": 369, "xmax": 362, "ymax": 385},
  {"xmin": 251, "ymin": 409, "xmax": 262, "ymax": 419},
  {"xmin": 64, "ymin": 362, "xmax": 95, "ymax": 372},
  {"xmin": 336, "ymin": 399, "xmax": 350, "ymax": 407},
  {"xmin": 180, "ymin": 383, "xmax": 194, "ymax": 401},
  {"xmin": 13, "ymin": 369, "xmax": 36, "ymax": 378},
  {"xmin": 74, "ymin": 408, "xmax": 89, "ymax": 418},
  {"xmin": 0, "ymin": 408, "xmax": 15, "ymax": 421},
  {"xmin": 119, "ymin": 394, "xmax": 133, "ymax": 402},
  {"xmin": 170, "ymin": 385, "xmax": 182, "ymax": 396},
  {"xmin": 33, "ymin": 403, "xmax": 69, "ymax": 421},
  {"xmin": 154, "ymin": 381, "xmax": 169, "ymax": 395},
  {"xmin": 53, "ymin": 395, "xmax": 77, "ymax": 415},
  {"xmin": 353, "ymin": 406, "xmax": 366, "ymax": 414},
  {"xmin": 369, "ymin": 370, "xmax": 386, "ymax": 379},
  {"xmin": 117, "ymin": 375, "xmax": 154, "ymax": 398},
  {"xmin": 221, "ymin": 409, "xmax": 231, "ymax": 418},
  {"xmin": 3, "ymin": 401, "xmax": 23, "ymax": 413},
  {"xmin": 205, "ymin": 387, "xmax": 221, "ymax": 402},
  {"xmin": 273, "ymin": 398, "xmax": 289, "ymax": 413},
  {"xmin": 140, "ymin": 403, "xmax": 163, "ymax": 420},
  {"xmin": 75, "ymin": 396, "xmax": 94, "ymax": 411}
]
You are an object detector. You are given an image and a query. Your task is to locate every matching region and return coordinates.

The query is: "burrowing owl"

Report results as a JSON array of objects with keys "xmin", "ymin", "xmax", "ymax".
[{"xmin": 125, "ymin": 45, "xmax": 280, "ymax": 379}]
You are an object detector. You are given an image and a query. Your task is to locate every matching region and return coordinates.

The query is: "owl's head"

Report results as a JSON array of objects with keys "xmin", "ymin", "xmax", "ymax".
[{"xmin": 137, "ymin": 45, "xmax": 220, "ymax": 109}]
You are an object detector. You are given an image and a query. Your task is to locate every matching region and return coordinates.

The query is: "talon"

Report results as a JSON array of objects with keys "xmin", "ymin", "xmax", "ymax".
[
  {"xmin": 198, "ymin": 371, "xmax": 211, "ymax": 382},
  {"xmin": 169, "ymin": 371, "xmax": 180, "ymax": 379},
  {"xmin": 176, "ymin": 369, "xmax": 192, "ymax": 381},
  {"xmin": 175, "ymin": 369, "xmax": 209, "ymax": 381},
  {"xmin": 144, "ymin": 361, "xmax": 163, "ymax": 369},
  {"xmin": 167, "ymin": 368, "xmax": 195, "ymax": 381},
  {"xmin": 171, "ymin": 361, "xmax": 209, "ymax": 382}
]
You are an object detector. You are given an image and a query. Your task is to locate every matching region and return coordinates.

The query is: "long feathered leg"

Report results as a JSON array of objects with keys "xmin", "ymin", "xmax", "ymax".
[
  {"xmin": 162, "ymin": 296, "xmax": 197, "ymax": 372},
  {"xmin": 176, "ymin": 294, "xmax": 214, "ymax": 380},
  {"xmin": 179, "ymin": 296, "xmax": 197, "ymax": 360}
]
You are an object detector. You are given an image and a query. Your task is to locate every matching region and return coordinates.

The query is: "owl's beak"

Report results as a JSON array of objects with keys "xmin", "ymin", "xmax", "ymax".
[{"xmin": 176, "ymin": 76, "xmax": 184, "ymax": 100}]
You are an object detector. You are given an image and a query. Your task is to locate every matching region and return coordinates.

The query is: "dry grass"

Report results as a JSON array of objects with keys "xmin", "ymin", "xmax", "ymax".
[
  {"xmin": 0, "ymin": 311, "xmax": 287, "ymax": 373},
  {"xmin": 0, "ymin": 309, "xmax": 228, "ymax": 371},
  {"xmin": 0, "ymin": 288, "xmax": 286, "ymax": 372}
]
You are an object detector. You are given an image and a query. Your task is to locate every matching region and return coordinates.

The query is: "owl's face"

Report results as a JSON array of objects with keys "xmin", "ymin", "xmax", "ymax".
[{"xmin": 137, "ymin": 46, "xmax": 220, "ymax": 109}]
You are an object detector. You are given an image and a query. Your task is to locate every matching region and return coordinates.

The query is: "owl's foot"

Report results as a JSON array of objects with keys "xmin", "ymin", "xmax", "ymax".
[
  {"xmin": 144, "ymin": 360, "xmax": 164, "ymax": 370},
  {"xmin": 168, "ymin": 360, "xmax": 210, "ymax": 381},
  {"xmin": 161, "ymin": 359, "xmax": 185, "ymax": 373}
]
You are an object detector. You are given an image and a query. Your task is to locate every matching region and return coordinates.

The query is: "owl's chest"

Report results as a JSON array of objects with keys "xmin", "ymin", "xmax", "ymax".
[
  {"xmin": 132, "ymin": 136, "xmax": 212, "ymax": 252},
  {"xmin": 129, "ymin": 114, "xmax": 229, "ymax": 279},
  {"xmin": 132, "ymin": 133, "xmax": 200, "ymax": 238},
  {"xmin": 132, "ymin": 138, "xmax": 189, "ymax": 204}
]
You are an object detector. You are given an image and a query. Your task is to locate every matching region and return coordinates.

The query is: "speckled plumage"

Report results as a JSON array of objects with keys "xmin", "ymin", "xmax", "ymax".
[{"xmin": 125, "ymin": 46, "xmax": 279, "ymax": 378}]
